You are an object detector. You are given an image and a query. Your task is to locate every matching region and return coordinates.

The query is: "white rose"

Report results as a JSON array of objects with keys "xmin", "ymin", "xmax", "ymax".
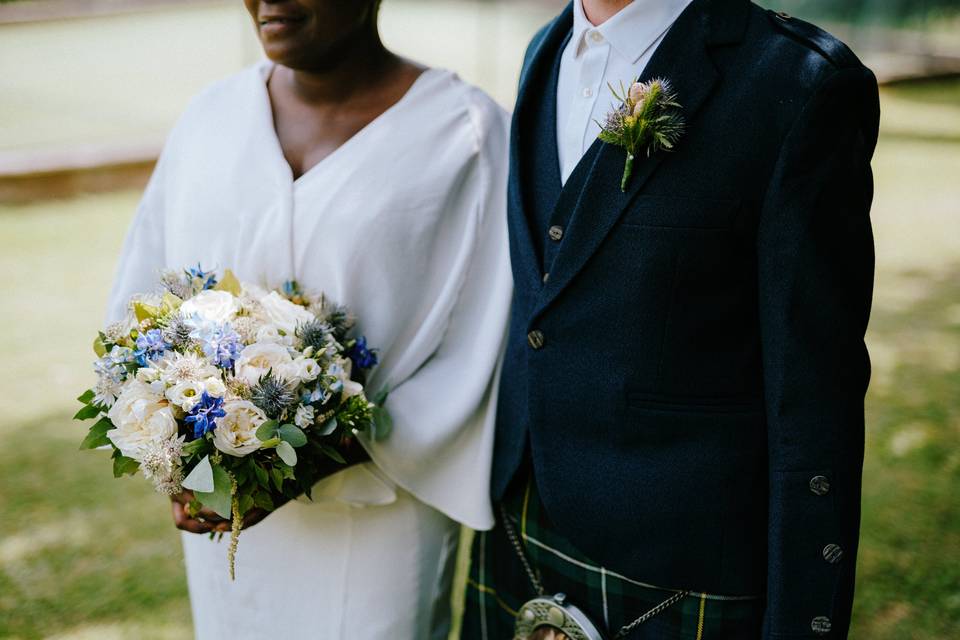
[
  {"xmin": 213, "ymin": 400, "xmax": 266, "ymax": 457},
  {"xmin": 107, "ymin": 381, "xmax": 178, "ymax": 461},
  {"xmin": 296, "ymin": 357, "xmax": 322, "ymax": 382},
  {"xmin": 180, "ymin": 290, "xmax": 238, "ymax": 324},
  {"xmin": 203, "ymin": 376, "xmax": 226, "ymax": 398},
  {"xmin": 255, "ymin": 323, "xmax": 288, "ymax": 345},
  {"xmin": 258, "ymin": 291, "xmax": 314, "ymax": 335},
  {"xmin": 166, "ymin": 379, "xmax": 204, "ymax": 411},
  {"xmin": 234, "ymin": 342, "xmax": 294, "ymax": 386},
  {"xmin": 279, "ymin": 356, "xmax": 321, "ymax": 385}
]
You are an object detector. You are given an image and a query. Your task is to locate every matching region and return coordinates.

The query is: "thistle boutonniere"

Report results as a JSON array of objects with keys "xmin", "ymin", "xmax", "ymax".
[{"xmin": 597, "ymin": 78, "xmax": 685, "ymax": 192}]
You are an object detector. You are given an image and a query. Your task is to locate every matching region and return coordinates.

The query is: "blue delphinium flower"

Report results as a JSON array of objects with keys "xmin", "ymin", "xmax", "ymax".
[
  {"xmin": 348, "ymin": 336, "xmax": 378, "ymax": 370},
  {"xmin": 190, "ymin": 321, "xmax": 242, "ymax": 368},
  {"xmin": 134, "ymin": 329, "xmax": 170, "ymax": 366},
  {"xmin": 185, "ymin": 263, "xmax": 217, "ymax": 291},
  {"xmin": 185, "ymin": 392, "xmax": 226, "ymax": 439}
]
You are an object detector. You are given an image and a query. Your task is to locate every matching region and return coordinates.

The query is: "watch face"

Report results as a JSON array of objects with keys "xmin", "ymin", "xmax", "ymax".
[{"xmin": 514, "ymin": 597, "xmax": 604, "ymax": 640}]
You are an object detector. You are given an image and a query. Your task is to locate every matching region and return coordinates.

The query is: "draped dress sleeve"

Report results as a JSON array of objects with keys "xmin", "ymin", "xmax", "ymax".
[{"xmin": 356, "ymin": 88, "xmax": 513, "ymax": 531}]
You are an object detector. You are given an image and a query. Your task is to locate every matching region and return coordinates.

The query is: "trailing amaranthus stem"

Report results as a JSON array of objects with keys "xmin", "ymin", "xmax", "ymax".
[{"xmin": 228, "ymin": 474, "xmax": 241, "ymax": 581}]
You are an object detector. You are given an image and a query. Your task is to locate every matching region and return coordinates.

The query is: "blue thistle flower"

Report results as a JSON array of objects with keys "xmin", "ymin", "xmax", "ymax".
[
  {"xmin": 348, "ymin": 336, "xmax": 378, "ymax": 370},
  {"xmin": 185, "ymin": 263, "xmax": 218, "ymax": 291},
  {"xmin": 185, "ymin": 392, "xmax": 226, "ymax": 439},
  {"xmin": 134, "ymin": 329, "xmax": 170, "ymax": 367}
]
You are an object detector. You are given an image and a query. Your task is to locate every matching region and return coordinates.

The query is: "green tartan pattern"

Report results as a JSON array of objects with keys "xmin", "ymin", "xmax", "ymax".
[{"xmin": 462, "ymin": 476, "xmax": 765, "ymax": 639}]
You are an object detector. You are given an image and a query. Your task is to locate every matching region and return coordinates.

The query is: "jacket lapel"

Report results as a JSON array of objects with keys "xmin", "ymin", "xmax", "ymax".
[
  {"xmin": 508, "ymin": 4, "xmax": 573, "ymax": 292},
  {"xmin": 532, "ymin": 0, "xmax": 749, "ymax": 320}
]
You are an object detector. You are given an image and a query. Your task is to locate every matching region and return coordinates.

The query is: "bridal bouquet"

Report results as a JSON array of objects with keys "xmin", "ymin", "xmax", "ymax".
[{"xmin": 75, "ymin": 265, "xmax": 390, "ymax": 578}]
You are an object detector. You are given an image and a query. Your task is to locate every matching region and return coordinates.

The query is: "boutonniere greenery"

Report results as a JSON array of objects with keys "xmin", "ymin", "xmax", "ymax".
[{"xmin": 597, "ymin": 78, "xmax": 685, "ymax": 192}]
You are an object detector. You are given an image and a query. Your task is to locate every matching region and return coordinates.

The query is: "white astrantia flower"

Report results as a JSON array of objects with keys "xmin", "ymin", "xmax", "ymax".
[
  {"xmin": 179, "ymin": 289, "xmax": 239, "ymax": 324},
  {"xmin": 213, "ymin": 400, "xmax": 266, "ymax": 457},
  {"xmin": 103, "ymin": 317, "xmax": 135, "ymax": 345},
  {"xmin": 258, "ymin": 291, "xmax": 314, "ymax": 335},
  {"xmin": 294, "ymin": 404, "xmax": 315, "ymax": 429},
  {"xmin": 166, "ymin": 379, "xmax": 205, "ymax": 411},
  {"xmin": 231, "ymin": 315, "xmax": 263, "ymax": 344},
  {"xmin": 107, "ymin": 381, "xmax": 178, "ymax": 461},
  {"xmin": 155, "ymin": 351, "xmax": 219, "ymax": 387},
  {"xmin": 140, "ymin": 435, "xmax": 186, "ymax": 495},
  {"xmin": 234, "ymin": 342, "xmax": 294, "ymax": 386},
  {"xmin": 93, "ymin": 375, "xmax": 123, "ymax": 408}
]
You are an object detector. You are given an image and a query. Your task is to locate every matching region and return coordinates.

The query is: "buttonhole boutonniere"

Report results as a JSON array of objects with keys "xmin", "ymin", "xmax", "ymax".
[{"xmin": 596, "ymin": 78, "xmax": 685, "ymax": 192}]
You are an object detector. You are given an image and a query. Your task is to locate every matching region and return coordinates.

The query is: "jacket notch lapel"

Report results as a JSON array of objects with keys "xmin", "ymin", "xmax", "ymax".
[{"xmin": 532, "ymin": 0, "xmax": 737, "ymax": 319}]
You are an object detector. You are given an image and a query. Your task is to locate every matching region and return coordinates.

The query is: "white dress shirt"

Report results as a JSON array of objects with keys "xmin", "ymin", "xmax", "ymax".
[{"xmin": 556, "ymin": 0, "xmax": 693, "ymax": 184}]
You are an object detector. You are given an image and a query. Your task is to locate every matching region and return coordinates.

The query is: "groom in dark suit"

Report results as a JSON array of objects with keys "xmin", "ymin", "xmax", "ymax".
[{"xmin": 464, "ymin": 0, "xmax": 879, "ymax": 638}]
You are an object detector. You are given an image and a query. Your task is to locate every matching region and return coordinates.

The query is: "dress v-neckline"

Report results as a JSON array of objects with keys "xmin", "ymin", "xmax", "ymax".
[{"xmin": 256, "ymin": 62, "xmax": 438, "ymax": 187}]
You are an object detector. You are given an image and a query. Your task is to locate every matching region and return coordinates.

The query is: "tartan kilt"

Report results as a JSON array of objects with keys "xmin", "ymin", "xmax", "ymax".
[{"xmin": 462, "ymin": 474, "xmax": 765, "ymax": 640}]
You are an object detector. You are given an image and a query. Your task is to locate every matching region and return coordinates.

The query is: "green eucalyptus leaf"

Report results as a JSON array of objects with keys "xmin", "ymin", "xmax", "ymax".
[
  {"xmin": 93, "ymin": 335, "xmax": 107, "ymax": 357},
  {"xmin": 255, "ymin": 419, "xmax": 279, "ymax": 442},
  {"xmin": 253, "ymin": 462, "xmax": 269, "ymax": 488},
  {"xmin": 319, "ymin": 417, "xmax": 338, "ymax": 437},
  {"xmin": 112, "ymin": 454, "xmax": 139, "ymax": 478},
  {"xmin": 276, "ymin": 441, "xmax": 297, "ymax": 466},
  {"xmin": 195, "ymin": 464, "xmax": 233, "ymax": 519},
  {"xmin": 182, "ymin": 455, "xmax": 215, "ymax": 493},
  {"xmin": 320, "ymin": 445, "xmax": 346, "ymax": 465},
  {"xmin": 182, "ymin": 438, "xmax": 209, "ymax": 456},
  {"xmin": 269, "ymin": 466, "xmax": 284, "ymax": 492},
  {"xmin": 278, "ymin": 424, "xmax": 307, "ymax": 448},
  {"xmin": 253, "ymin": 490, "xmax": 274, "ymax": 511},
  {"xmin": 238, "ymin": 493, "xmax": 254, "ymax": 517},
  {"xmin": 73, "ymin": 404, "xmax": 101, "ymax": 421},
  {"xmin": 79, "ymin": 417, "xmax": 113, "ymax": 450}
]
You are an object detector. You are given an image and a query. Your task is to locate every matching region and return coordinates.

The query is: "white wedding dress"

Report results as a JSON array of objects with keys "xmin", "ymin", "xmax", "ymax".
[{"xmin": 106, "ymin": 62, "xmax": 512, "ymax": 639}]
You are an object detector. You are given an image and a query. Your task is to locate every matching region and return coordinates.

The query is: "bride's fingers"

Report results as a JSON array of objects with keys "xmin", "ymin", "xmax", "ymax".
[{"xmin": 171, "ymin": 500, "xmax": 216, "ymax": 534}]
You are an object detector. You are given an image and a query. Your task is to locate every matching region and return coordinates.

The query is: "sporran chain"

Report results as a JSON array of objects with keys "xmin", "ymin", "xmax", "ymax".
[{"xmin": 499, "ymin": 504, "xmax": 689, "ymax": 640}]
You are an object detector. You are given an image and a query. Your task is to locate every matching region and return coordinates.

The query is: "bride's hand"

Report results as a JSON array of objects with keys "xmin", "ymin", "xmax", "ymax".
[
  {"xmin": 170, "ymin": 490, "xmax": 230, "ymax": 534},
  {"xmin": 171, "ymin": 439, "xmax": 371, "ymax": 533}
]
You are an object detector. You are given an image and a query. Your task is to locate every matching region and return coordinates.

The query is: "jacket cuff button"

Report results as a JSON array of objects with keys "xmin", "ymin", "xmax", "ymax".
[
  {"xmin": 809, "ymin": 475, "xmax": 831, "ymax": 496},
  {"xmin": 811, "ymin": 616, "xmax": 832, "ymax": 635},
  {"xmin": 823, "ymin": 543, "xmax": 843, "ymax": 564}
]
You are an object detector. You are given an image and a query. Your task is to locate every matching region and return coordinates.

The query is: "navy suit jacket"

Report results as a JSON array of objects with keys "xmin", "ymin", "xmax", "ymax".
[{"xmin": 492, "ymin": 1, "xmax": 879, "ymax": 638}]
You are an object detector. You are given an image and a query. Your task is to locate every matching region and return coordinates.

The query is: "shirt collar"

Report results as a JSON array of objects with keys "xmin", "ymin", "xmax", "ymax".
[{"xmin": 571, "ymin": 0, "xmax": 693, "ymax": 64}]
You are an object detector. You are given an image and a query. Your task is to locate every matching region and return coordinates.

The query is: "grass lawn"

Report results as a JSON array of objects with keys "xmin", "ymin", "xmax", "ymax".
[{"xmin": 1, "ymin": 79, "xmax": 958, "ymax": 640}]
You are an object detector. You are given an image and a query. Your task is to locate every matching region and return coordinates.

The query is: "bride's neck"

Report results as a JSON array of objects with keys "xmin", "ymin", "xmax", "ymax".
[
  {"xmin": 582, "ymin": 0, "xmax": 634, "ymax": 26},
  {"xmin": 279, "ymin": 31, "xmax": 397, "ymax": 105}
]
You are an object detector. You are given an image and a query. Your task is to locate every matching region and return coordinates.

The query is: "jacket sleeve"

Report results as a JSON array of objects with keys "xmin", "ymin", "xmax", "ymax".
[{"xmin": 757, "ymin": 65, "xmax": 880, "ymax": 639}]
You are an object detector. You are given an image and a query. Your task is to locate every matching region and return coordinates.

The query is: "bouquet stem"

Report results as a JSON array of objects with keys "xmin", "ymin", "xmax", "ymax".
[
  {"xmin": 621, "ymin": 153, "xmax": 635, "ymax": 192},
  {"xmin": 228, "ymin": 475, "xmax": 241, "ymax": 581}
]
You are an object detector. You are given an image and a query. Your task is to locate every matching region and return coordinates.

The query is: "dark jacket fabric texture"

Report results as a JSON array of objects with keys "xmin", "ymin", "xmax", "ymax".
[{"xmin": 491, "ymin": 1, "xmax": 879, "ymax": 638}]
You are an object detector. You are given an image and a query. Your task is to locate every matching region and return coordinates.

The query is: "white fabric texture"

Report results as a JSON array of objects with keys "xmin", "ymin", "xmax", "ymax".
[
  {"xmin": 181, "ymin": 487, "xmax": 461, "ymax": 640},
  {"xmin": 556, "ymin": 0, "xmax": 693, "ymax": 184},
  {"xmin": 106, "ymin": 61, "xmax": 512, "ymax": 637}
]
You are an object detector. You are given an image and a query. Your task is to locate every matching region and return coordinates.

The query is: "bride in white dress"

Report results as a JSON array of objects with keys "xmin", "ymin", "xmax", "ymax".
[{"xmin": 106, "ymin": 1, "xmax": 511, "ymax": 638}]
